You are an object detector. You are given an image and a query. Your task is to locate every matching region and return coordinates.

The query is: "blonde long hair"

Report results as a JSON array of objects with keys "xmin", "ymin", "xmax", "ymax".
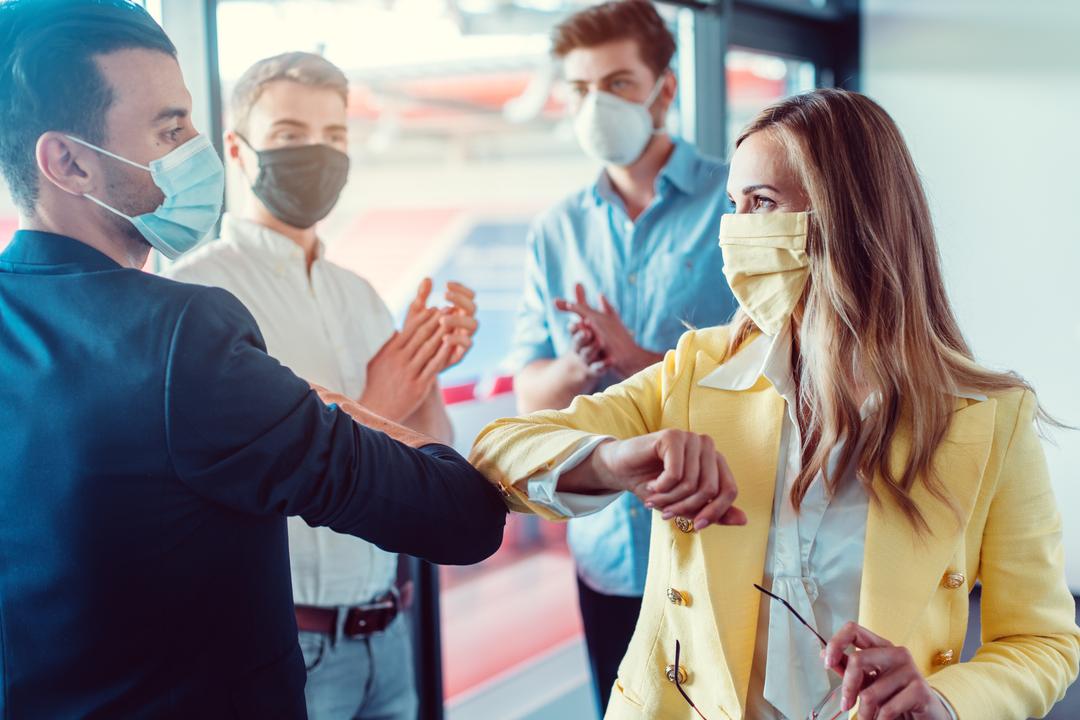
[{"xmin": 727, "ymin": 89, "xmax": 1044, "ymax": 532}]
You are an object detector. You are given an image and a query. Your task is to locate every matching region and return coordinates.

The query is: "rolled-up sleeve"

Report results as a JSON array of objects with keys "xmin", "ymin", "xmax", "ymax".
[
  {"xmin": 472, "ymin": 335, "xmax": 678, "ymax": 520},
  {"xmin": 525, "ymin": 434, "xmax": 619, "ymax": 517},
  {"xmin": 164, "ymin": 287, "xmax": 506, "ymax": 565}
]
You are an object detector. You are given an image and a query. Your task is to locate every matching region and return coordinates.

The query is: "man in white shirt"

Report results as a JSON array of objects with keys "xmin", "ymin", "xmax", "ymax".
[{"xmin": 167, "ymin": 52, "xmax": 477, "ymax": 720}]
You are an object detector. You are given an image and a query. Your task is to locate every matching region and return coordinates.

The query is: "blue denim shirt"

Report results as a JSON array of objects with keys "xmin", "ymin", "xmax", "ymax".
[{"xmin": 507, "ymin": 138, "xmax": 738, "ymax": 596}]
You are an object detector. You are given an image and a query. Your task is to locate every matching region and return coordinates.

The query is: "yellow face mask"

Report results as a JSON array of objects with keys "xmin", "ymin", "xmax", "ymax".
[{"xmin": 718, "ymin": 211, "xmax": 810, "ymax": 336}]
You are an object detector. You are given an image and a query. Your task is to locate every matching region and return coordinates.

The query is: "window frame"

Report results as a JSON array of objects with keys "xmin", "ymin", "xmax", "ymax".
[{"xmin": 667, "ymin": 0, "xmax": 860, "ymax": 158}]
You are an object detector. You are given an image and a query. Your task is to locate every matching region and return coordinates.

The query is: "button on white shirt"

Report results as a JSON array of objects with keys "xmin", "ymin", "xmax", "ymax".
[{"xmin": 166, "ymin": 214, "xmax": 398, "ymax": 607}]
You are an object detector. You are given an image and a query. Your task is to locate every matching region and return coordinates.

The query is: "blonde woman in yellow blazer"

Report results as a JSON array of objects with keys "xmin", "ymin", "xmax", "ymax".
[{"xmin": 471, "ymin": 89, "xmax": 1080, "ymax": 720}]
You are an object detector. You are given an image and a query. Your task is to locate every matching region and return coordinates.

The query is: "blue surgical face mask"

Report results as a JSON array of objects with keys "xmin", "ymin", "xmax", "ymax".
[{"xmin": 66, "ymin": 134, "xmax": 225, "ymax": 259}]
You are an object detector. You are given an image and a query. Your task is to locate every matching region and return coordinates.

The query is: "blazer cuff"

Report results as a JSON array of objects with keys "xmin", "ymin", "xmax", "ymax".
[{"xmin": 524, "ymin": 435, "xmax": 618, "ymax": 517}]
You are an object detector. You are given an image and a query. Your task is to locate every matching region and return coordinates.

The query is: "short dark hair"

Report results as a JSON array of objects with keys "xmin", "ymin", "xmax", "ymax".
[
  {"xmin": 0, "ymin": 0, "xmax": 176, "ymax": 213},
  {"xmin": 551, "ymin": 0, "xmax": 676, "ymax": 78}
]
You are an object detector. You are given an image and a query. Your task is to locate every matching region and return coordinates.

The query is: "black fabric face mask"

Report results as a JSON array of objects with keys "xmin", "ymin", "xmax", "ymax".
[{"xmin": 237, "ymin": 134, "xmax": 350, "ymax": 229}]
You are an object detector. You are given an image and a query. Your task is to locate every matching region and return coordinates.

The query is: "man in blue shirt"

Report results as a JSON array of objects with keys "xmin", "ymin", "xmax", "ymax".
[
  {"xmin": 508, "ymin": 1, "xmax": 737, "ymax": 711},
  {"xmin": 0, "ymin": 2, "xmax": 504, "ymax": 716}
]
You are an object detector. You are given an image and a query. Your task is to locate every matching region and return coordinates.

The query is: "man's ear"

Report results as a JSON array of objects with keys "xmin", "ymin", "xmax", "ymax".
[
  {"xmin": 660, "ymin": 70, "xmax": 678, "ymax": 112},
  {"xmin": 224, "ymin": 130, "xmax": 242, "ymax": 162},
  {"xmin": 225, "ymin": 130, "xmax": 255, "ymax": 183},
  {"xmin": 36, "ymin": 132, "xmax": 98, "ymax": 198}
]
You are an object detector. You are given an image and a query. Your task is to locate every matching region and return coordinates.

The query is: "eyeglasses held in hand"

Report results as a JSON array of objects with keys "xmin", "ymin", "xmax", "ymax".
[{"xmin": 670, "ymin": 584, "xmax": 844, "ymax": 720}]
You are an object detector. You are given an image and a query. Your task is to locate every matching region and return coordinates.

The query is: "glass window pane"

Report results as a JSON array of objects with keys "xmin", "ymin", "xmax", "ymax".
[{"xmin": 726, "ymin": 47, "xmax": 816, "ymax": 151}]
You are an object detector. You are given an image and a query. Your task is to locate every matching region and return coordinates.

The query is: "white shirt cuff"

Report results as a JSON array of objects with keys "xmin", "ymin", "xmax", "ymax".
[
  {"xmin": 524, "ymin": 435, "xmax": 620, "ymax": 517},
  {"xmin": 932, "ymin": 689, "xmax": 959, "ymax": 720}
]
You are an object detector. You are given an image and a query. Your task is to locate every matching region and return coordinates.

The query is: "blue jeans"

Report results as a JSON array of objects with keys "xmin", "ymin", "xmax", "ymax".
[{"xmin": 298, "ymin": 612, "xmax": 417, "ymax": 720}]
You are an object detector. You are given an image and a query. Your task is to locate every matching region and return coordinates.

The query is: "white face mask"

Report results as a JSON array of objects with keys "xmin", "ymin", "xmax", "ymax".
[{"xmin": 572, "ymin": 76, "xmax": 666, "ymax": 167}]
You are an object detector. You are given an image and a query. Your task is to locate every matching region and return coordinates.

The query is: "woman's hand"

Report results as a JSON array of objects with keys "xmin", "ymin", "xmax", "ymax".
[
  {"xmin": 438, "ymin": 281, "xmax": 479, "ymax": 369},
  {"xmin": 823, "ymin": 622, "xmax": 953, "ymax": 720},
  {"xmin": 591, "ymin": 430, "xmax": 747, "ymax": 529}
]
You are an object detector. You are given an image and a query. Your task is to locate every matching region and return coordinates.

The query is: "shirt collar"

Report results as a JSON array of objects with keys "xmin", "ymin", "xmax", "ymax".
[
  {"xmin": 0, "ymin": 230, "xmax": 121, "ymax": 274},
  {"xmin": 698, "ymin": 328, "xmax": 989, "ymax": 405},
  {"xmin": 697, "ymin": 327, "xmax": 794, "ymax": 394},
  {"xmin": 584, "ymin": 136, "xmax": 699, "ymax": 209},
  {"xmin": 221, "ymin": 213, "xmax": 325, "ymax": 263},
  {"xmin": 658, "ymin": 136, "xmax": 698, "ymax": 195}
]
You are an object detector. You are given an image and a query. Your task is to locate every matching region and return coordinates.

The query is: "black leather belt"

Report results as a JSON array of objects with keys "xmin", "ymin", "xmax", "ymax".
[{"xmin": 295, "ymin": 591, "xmax": 399, "ymax": 638}]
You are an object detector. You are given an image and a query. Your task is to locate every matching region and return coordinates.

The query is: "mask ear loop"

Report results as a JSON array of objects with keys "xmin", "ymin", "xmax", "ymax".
[
  {"xmin": 64, "ymin": 135, "xmax": 148, "ymax": 220},
  {"xmin": 233, "ymin": 132, "xmax": 255, "ymax": 152},
  {"xmin": 65, "ymin": 134, "xmax": 151, "ymax": 172},
  {"xmin": 645, "ymin": 73, "xmax": 670, "ymax": 135},
  {"xmin": 232, "ymin": 132, "xmax": 264, "ymax": 189}
]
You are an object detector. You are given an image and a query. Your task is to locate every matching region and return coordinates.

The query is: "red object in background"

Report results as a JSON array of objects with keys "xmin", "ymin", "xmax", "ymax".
[
  {"xmin": 725, "ymin": 66, "xmax": 787, "ymax": 104},
  {"xmin": 489, "ymin": 375, "xmax": 514, "ymax": 396},
  {"xmin": 442, "ymin": 382, "xmax": 478, "ymax": 406},
  {"xmin": 441, "ymin": 375, "xmax": 515, "ymax": 406}
]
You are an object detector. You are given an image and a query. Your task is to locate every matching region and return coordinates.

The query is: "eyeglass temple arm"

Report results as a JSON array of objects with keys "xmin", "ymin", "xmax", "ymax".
[
  {"xmin": 674, "ymin": 640, "xmax": 709, "ymax": 720},
  {"xmin": 752, "ymin": 583, "xmax": 829, "ymax": 647}
]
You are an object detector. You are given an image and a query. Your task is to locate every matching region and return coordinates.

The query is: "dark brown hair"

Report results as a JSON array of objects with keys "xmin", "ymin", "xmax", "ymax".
[
  {"xmin": 551, "ymin": 0, "xmax": 675, "ymax": 78},
  {"xmin": 0, "ymin": 0, "xmax": 176, "ymax": 213}
]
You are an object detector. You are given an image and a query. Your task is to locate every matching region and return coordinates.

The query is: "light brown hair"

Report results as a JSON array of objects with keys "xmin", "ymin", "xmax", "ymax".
[
  {"xmin": 551, "ymin": 0, "xmax": 675, "ymax": 78},
  {"xmin": 229, "ymin": 51, "xmax": 348, "ymax": 136},
  {"xmin": 728, "ymin": 89, "xmax": 1047, "ymax": 532}
]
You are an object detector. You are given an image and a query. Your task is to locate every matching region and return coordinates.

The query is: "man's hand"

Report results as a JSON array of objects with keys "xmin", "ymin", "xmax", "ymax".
[
  {"xmin": 565, "ymin": 429, "xmax": 747, "ymax": 530},
  {"xmin": 568, "ymin": 316, "xmax": 610, "ymax": 378},
  {"xmin": 438, "ymin": 281, "xmax": 478, "ymax": 370},
  {"xmin": 515, "ymin": 352, "xmax": 603, "ymax": 414},
  {"xmin": 361, "ymin": 281, "xmax": 459, "ymax": 422},
  {"xmin": 310, "ymin": 383, "xmax": 436, "ymax": 449},
  {"xmin": 555, "ymin": 284, "xmax": 662, "ymax": 378},
  {"xmin": 822, "ymin": 622, "xmax": 954, "ymax": 720}
]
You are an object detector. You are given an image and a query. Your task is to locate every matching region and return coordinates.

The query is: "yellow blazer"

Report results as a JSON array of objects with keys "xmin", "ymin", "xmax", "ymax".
[{"xmin": 471, "ymin": 326, "xmax": 1080, "ymax": 720}]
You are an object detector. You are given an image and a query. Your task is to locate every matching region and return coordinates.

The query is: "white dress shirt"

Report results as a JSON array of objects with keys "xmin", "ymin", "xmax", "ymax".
[
  {"xmin": 528, "ymin": 327, "xmax": 970, "ymax": 719},
  {"xmin": 166, "ymin": 214, "xmax": 398, "ymax": 607}
]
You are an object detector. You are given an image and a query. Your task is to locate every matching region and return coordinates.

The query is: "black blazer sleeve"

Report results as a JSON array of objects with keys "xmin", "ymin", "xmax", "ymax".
[{"xmin": 163, "ymin": 286, "xmax": 505, "ymax": 565}]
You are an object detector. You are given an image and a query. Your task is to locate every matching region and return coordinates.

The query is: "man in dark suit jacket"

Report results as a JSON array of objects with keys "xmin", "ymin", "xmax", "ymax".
[{"xmin": 0, "ymin": 1, "xmax": 506, "ymax": 717}]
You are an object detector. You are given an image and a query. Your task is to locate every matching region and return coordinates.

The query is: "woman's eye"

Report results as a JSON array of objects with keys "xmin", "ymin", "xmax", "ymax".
[{"xmin": 753, "ymin": 195, "xmax": 776, "ymax": 210}]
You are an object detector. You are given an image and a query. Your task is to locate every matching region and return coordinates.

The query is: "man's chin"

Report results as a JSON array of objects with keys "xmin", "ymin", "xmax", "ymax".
[{"xmin": 107, "ymin": 215, "xmax": 154, "ymax": 266}]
